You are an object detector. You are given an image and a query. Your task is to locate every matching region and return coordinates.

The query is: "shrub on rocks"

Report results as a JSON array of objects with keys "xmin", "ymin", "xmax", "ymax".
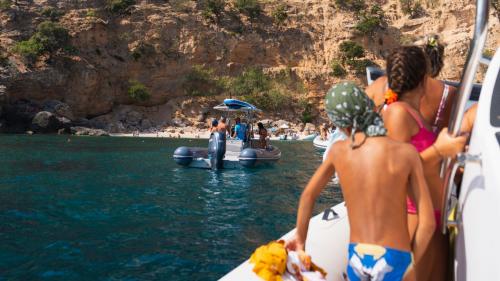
[
  {"xmin": 232, "ymin": 67, "xmax": 270, "ymax": 96},
  {"xmin": 272, "ymin": 4, "xmax": 288, "ymax": 26},
  {"xmin": 202, "ymin": 0, "xmax": 225, "ymax": 22},
  {"xmin": 107, "ymin": 0, "xmax": 135, "ymax": 14},
  {"xmin": 13, "ymin": 21, "xmax": 71, "ymax": 61},
  {"xmin": 355, "ymin": 5, "xmax": 384, "ymax": 35},
  {"xmin": 41, "ymin": 6, "xmax": 65, "ymax": 21},
  {"xmin": 183, "ymin": 65, "xmax": 226, "ymax": 96},
  {"xmin": 127, "ymin": 80, "xmax": 151, "ymax": 102},
  {"xmin": 399, "ymin": 0, "xmax": 424, "ymax": 18},
  {"xmin": 0, "ymin": 0, "xmax": 11, "ymax": 10},
  {"xmin": 235, "ymin": 0, "xmax": 261, "ymax": 19},
  {"xmin": 346, "ymin": 59, "xmax": 376, "ymax": 75},
  {"xmin": 335, "ymin": 0, "xmax": 365, "ymax": 11},
  {"xmin": 330, "ymin": 60, "xmax": 347, "ymax": 77},
  {"xmin": 339, "ymin": 40, "xmax": 365, "ymax": 61}
]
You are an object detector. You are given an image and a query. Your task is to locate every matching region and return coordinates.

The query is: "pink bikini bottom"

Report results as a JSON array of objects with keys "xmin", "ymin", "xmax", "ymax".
[{"xmin": 407, "ymin": 198, "xmax": 441, "ymax": 229}]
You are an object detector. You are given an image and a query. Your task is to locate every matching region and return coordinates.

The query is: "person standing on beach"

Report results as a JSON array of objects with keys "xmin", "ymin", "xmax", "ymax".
[{"xmin": 286, "ymin": 82, "xmax": 435, "ymax": 281}]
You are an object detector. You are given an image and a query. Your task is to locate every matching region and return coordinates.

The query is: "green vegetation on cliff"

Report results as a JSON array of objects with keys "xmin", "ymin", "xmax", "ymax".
[
  {"xmin": 108, "ymin": 0, "xmax": 136, "ymax": 14},
  {"xmin": 235, "ymin": 0, "xmax": 261, "ymax": 19},
  {"xmin": 182, "ymin": 66, "xmax": 308, "ymax": 112},
  {"xmin": 41, "ymin": 7, "xmax": 65, "ymax": 22},
  {"xmin": 355, "ymin": 5, "xmax": 384, "ymax": 35},
  {"xmin": 13, "ymin": 21, "xmax": 71, "ymax": 62},
  {"xmin": 339, "ymin": 41, "xmax": 365, "ymax": 61},
  {"xmin": 0, "ymin": 0, "xmax": 11, "ymax": 10},
  {"xmin": 335, "ymin": 0, "xmax": 365, "ymax": 11},
  {"xmin": 330, "ymin": 60, "xmax": 347, "ymax": 77},
  {"xmin": 128, "ymin": 80, "xmax": 151, "ymax": 102},
  {"xmin": 202, "ymin": 0, "xmax": 225, "ymax": 22},
  {"xmin": 400, "ymin": 0, "xmax": 424, "ymax": 18},
  {"xmin": 272, "ymin": 4, "xmax": 288, "ymax": 26},
  {"xmin": 183, "ymin": 65, "xmax": 226, "ymax": 97}
]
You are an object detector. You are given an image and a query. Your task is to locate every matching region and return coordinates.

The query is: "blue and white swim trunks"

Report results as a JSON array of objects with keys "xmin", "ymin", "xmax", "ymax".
[{"xmin": 347, "ymin": 243, "xmax": 413, "ymax": 281}]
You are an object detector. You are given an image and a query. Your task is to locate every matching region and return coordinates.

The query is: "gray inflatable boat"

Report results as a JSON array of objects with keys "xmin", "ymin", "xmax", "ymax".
[{"xmin": 173, "ymin": 99, "xmax": 281, "ymax": 169}]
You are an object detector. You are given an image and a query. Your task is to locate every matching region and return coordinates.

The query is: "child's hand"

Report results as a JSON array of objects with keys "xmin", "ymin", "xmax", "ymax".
[
  {"xmin": 285, "ymin": 235, "xmax": 305, "ymax": 252},
  {"xmin": 434, "ymin": 128, "xmax": 467, "ymax": 157}
]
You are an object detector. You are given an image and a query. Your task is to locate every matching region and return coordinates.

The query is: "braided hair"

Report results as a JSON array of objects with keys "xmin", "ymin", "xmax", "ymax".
[
  {"xmin": 423, "ymin": 35, "xmax": 445, "ymax": 78},
  {"xmin": 386, "ymin": 46, "xmax": 428, "ymax": 101}
]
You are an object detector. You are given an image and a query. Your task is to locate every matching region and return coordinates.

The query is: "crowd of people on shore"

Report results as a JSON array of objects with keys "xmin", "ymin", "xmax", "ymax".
[{"xmin": 286, "ymin": 37, "xmax": 478, "ymax": 281}]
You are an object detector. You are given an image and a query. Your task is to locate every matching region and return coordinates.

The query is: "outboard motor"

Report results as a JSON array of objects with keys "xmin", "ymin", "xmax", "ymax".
[
  {"xmin": 208, "ymin": 132, "xmax": 226, "ymax": 169},
  {"xmin": 173, "ymin": 146, "xmax": 193, "ymax": 166}
]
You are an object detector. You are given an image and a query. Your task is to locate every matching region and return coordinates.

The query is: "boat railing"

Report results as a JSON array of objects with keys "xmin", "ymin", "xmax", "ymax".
[{"xmin": 441, "ymin": 0, "xmax": 491, "ymax": 234}]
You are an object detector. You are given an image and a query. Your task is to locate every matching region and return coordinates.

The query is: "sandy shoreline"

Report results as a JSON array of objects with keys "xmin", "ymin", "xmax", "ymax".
[
  {"xmin": 110, "ymin": 128, "xmax": 317, "ymax": 140},
  {"xmin": 110, "ymin": 131, "xmax": 212, "ymax": 139}
]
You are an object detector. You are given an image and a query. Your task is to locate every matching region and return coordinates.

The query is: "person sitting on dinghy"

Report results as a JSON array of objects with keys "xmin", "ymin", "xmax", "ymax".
[
  {"xmin": 232, "ymin": 117, "xmax": 248, "ymax": 141},
  {"xmin": 286, "ymin": 82, "xmax": 435, "ymax": 281},
  {"xmin": 257, "ymin": 122, "xmax": 268, "ymax": 149}
]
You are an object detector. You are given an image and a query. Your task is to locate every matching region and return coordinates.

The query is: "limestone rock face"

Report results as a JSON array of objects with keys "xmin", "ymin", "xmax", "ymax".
[
  {"xmin": 42, "ymin": 100, "xmax": 75, "ymax": 120},
  {"xmin": 3, "ymin": 100, "xmax": 43, "ymax": 133},
  {"xmin": 0, "ymin": 0, "xmax": 498, "ymax": 128}
]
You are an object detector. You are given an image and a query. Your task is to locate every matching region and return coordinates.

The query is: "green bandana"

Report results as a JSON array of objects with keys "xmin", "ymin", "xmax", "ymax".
[{"xmin": 325, "ymin": 81, "xmax": 387, "ymax": 148}]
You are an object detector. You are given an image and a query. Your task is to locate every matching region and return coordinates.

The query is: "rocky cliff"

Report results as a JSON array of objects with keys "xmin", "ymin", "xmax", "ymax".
[{"xmin": 0, "ymin": 0, "xmax": 498, "ymax": 133}]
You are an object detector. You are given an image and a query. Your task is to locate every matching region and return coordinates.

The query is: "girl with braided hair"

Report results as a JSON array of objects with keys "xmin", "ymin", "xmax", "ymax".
[
  {"xmin": 366, "ymin": 35, "xmax": 457, "ymax": 133},
  {"xmin": 383, "ymin": 46, "xmax": 466, "ymax": 281}
]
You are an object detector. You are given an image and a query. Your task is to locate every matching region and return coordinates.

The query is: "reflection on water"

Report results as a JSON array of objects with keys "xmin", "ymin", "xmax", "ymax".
[{"xmin": 0, "ymin": 135, "xmax": 342, "ymax": 281}]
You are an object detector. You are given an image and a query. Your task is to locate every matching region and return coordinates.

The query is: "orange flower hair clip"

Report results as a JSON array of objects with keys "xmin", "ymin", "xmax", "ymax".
[{"xmin": 384, "ymin": 89, "xmax": 398, "ymax": 105}]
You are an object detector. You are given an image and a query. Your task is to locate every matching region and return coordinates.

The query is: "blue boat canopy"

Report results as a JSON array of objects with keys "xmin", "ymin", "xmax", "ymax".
[{"xmin": 213, "ymin": 99, "xmax": 262, "ymax": 112}]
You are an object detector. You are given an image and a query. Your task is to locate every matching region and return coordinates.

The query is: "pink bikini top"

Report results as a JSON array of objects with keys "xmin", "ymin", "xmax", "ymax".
[
  {"xmin": 392, "ymin": 103, "xmax": 438, "ymax": 217},
  {"xmin": 400, "ymin": 103, "xmax": 437, "ymax": 152}
]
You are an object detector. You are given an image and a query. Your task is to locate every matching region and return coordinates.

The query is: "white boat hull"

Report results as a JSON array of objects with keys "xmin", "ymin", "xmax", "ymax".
[
  {"xmin": 220, "ymin": 203, "xmax": 350, "ymax": 281},
  {"xmin": 454, "ymin": 48, "xmax": 500, "ymax": 281},
  {"xmin": 313, "ymin": 136, "xmax": 329, "ymax": 150}
]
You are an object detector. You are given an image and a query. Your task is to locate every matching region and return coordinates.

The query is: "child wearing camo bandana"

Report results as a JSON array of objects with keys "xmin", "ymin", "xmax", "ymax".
[{"xmin": 286, "ymin": 82, "xmax": 435, "ymax": 281}]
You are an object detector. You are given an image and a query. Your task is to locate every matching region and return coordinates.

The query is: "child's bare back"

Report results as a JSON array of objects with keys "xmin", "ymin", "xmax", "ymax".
[
  {"xmin": 329, "ymin": 134, "xmax": 421, "ymax": 251},
  {"xmin": 287, "ymin": 82, "xmax": 434, "ymax": 281}
]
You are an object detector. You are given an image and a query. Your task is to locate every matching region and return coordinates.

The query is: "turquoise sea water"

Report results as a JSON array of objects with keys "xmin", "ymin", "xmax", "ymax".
[{"xmin": 0, "ymin": 135, "xmax": 342, "ymax": 281}]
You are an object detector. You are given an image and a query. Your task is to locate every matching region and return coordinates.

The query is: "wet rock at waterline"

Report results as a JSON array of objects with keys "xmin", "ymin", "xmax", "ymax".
[
  {"xmin": 70, "ymin": 127, "xmax": 109, "ymax": 136},
  {"xmin": 42, "ymin": 100, "xmax": 75, "ymax": 120},
  {"xmin": 31, "ymin": 111, "xmax": 63, "ymax": 133}
]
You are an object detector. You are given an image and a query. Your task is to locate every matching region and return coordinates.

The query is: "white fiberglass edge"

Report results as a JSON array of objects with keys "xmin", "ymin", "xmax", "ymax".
[
  {"xmin": 219, "ymin": 202, "xmax": 350, "ymax": 281},
  {"xmin": 454, "ymin": 47, "xmax": 500, "ymax": 281}
]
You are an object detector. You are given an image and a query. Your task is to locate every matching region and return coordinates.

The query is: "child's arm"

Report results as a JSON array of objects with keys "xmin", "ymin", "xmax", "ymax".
[
  {"xmin": 408, "ymin": 149, "xmax": 436, "ymax": 264},
  {"xmin": 286, "ymin": 154, "xmax": 336, "ymax": 252},
  {"xmin": 460, "ymin": 103, "xmax": 478, "ymax": 134}
]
